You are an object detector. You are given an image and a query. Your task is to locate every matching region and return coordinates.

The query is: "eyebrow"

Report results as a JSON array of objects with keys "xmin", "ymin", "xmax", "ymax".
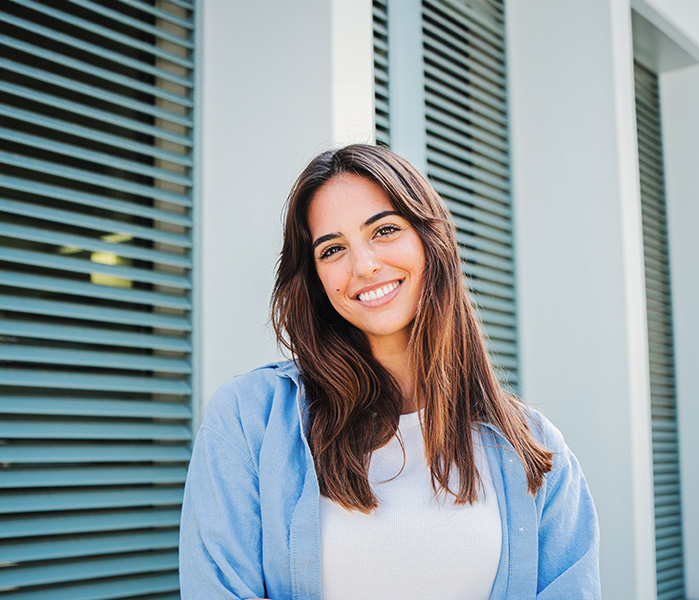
[{"xmin": 311, "ymin": 210, "xmax": 400, "ymax": 250}]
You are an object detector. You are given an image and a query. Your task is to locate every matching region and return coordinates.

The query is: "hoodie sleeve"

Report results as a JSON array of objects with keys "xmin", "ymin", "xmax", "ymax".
[{"xmin": 535, "ymin": 418, "xmax": 601, "ymax": 599}]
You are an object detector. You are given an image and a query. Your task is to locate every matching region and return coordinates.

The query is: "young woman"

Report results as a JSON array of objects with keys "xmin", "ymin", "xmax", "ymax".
[{"xmin": 179, "ymin": 144, "xmax": 601, "ymax": 599}]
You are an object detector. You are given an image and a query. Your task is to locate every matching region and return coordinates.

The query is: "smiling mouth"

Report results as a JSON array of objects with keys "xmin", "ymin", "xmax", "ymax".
[{"xmin": 356, "ymin": 280, "xmax": 402, "ymax": 302}]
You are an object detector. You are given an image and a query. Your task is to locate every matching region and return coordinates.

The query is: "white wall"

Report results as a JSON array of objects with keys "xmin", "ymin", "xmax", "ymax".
[
  {"xmin": 506, "ymin": 1, "xmax": 657, "ymax": 598},
  {"xmin": 196, "ymin": 0, "xmax": 374, "ymax": 416},
  {"xmin": 661, "ymin": 63, "xmax": 699, "ymax": 600}
]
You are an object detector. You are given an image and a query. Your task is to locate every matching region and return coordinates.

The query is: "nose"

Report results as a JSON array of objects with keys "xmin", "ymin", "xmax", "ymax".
[{"xmin": 351, "ymin": 243, "xmax": 381, "ymax": 278}]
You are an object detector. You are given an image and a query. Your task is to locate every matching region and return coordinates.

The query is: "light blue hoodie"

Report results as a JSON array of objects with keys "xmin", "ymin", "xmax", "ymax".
[{"xmin": 179, "ymin": 361, "xmax": 601, "ymax": 599}]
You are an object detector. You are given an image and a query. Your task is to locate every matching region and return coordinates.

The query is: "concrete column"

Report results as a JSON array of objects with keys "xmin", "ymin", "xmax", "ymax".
[
  {"xmin": 506, "ymin": 1, "xmax": 656, "ymax": 598},
  {"xmin": 331, "ymin": 0, "xmax": 375, "ymax": 144},
  {"xmin": 661, "ymin": 63, "xmax": 699, "ymax": 600},
  {"xmin": 196, "ymin": 0, "xmax": 374, "ymax": 415}
]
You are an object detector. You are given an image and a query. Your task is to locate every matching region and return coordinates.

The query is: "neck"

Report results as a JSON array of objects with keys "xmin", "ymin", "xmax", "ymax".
[{"xmin": 369, "ymin": 332, "xmax": 421, "ymax": 414}]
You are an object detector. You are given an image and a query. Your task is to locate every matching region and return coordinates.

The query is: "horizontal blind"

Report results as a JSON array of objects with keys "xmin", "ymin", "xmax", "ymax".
[
  {"xmin": 634, "ymin": 61, "xmax": 686, "ymax": 600},
  {"xmin": 373, "ymin": 0, "xmax": 390, "ymax": 147},
  {"xmin": 422, "ymin": 0, "xmax": 517, "ymax": 389},
  {"xmin": 0, "ymin": 0, "xmax": 194, "ymax": 598}
]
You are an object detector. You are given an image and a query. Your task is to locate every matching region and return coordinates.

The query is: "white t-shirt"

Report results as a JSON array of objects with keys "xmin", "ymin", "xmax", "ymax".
[{"xmin": 319, "ymin": 411, "xmax": 502, "ymax": 600}]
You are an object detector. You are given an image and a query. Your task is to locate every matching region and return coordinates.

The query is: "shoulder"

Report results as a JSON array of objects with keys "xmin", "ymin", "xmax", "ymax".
[
  {"xmin": 520, "ymin": 405, "xmax": 567, "ymax": 455},
  {"xmin": 209, "ymin": 360, "xmax": 299, "ymax": 401},
  {"xmin": 519, "ymin": 405, "xmax": 586, "ymax": 495},
  {"xmin": 199, "ymin": 360, "xmax": 301, "ymax": 444}
]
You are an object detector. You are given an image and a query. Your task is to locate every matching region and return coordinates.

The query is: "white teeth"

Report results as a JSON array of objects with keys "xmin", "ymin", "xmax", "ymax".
[{"xmin": 358, "ymin": 281, "xmax": 400, "ymax": 302}]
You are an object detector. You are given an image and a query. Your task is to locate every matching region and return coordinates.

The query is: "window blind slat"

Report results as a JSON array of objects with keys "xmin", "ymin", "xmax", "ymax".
[
  {"xmin": 453, "ymin": 219, "xmax": 513, "ymax": 259},
  {"xmin": 426, "ymin": 103, "xmax": 508, "ymax": 152},
  {"xmin": 0, "ymin": 57, "xmax": 192, "ymax": 126},
  {"xmin": 0, "ymin": 396, "xmax": 191, "ymax": 419},
  {"xmin": 1, "ymin": 369, "xmax": 191, "ymax": 394},
  {"xmin": 0, "ymin": 247, "xmax": 191, "ymax": 289},
  {"xmin": 162, "ymin": 0, "xmax": 194, "ymax": 9},
  {"xmin": 422, "ymin": 15, "xmax": 504, "ymax": 74},
  {"xmin": 0, "ymin": 223, "xmax": 191, "ymax": 269},
  {"xmin": 428, "ymin": 0, "xmax": 504, "ymax": 49},
  {"xmin": 0, "ymin": 442, "xmax": 189, "ymax": 465},
  {"xmin": 0, "ymin": 551, "xmax": 178, "ymax": 591},
  {"xmin": 1, "ymin": 81, "xmax": 193, "ymax": 146},
  {"xmin": 1, "ymin": 35, "xmax": 192, "ymax": 107},
  {"xmin": 0, "ymin": 467, "xmax": 187, "ymax": 488},
  {"xmin": 0, "ymin": 487, "xmax": 185, "ymax": 515},
  {"xmin": 0, "ymin": 104, "xmax": 192, "ymax": 166},
  {"xmin": 0, "ymin": 574, "xmax": 180, "ymax": 600},
  {"xmin": 2, "ymin": 321, "xmax": 190, "ymax": 351},
  {"xmin": 427, "ymin": 134, "xmax": 509, "ymax": 177},
  {"xmin": 424, "ymin": 62, "xmax": 507, "ymax": 121},
  {"xmin": 10, "ymin": 0, "xmax": 193, "ymax": 68},
  {"xmin": 0, "ymin": 531, "xmax": 179, "ymax": 565},
  {"xmin": 423, "ymin": 5, "xmax": 503, "ymax": 60},
  {"xmin": 0, "ymin": 198, "xmax": 192, "ymax": 248},
  {"xmin": 1, "ymin": 152, "xmax": 192, "ymax": 207},
  {"xmin": 424, "ymin": 39, "xmax": 506, "ymax": 96},
  {"xmin": 116, "ymin": 0, "xmax": 193, "ymax": 29},
  {"xmin": 2, "ymin": 129, "xmax": 192, "ymax": 186},
  {"xmin": 0, "ymin": 12, "xmax": 193, "ymax": 87},
  {"xmin": 0, "ymin": 269, "xmax": 191, "ymax": 309},
  {"xmin": 1, "ymin": 176, "xmax": 193, "ymax": 226},
  {"xmin": 69, "ymin": 0, "xmax": 193, "ymax": 48},
  {"xmin": 428, "ymin": 147, "xmax": 510, "ymax": 193},
  {"xmin": 2, "ymin": 345, "xmax": 191, "ymax": 373},
  {"xmin": 0, "ymin": 508, "xmax": 181, "ymax": 540},
  {"xmin": 0, "ymin": 295, "xmax": 191, "ymax": 330}
]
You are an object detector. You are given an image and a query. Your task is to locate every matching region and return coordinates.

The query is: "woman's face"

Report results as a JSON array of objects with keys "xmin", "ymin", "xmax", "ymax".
[{"xmin": 307, "ymin": 173, "xmax": 425, "ymax": 351}]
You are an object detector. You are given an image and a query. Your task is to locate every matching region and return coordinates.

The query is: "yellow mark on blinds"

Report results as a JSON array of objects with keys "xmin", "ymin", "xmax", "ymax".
[
  {"xmin": 101, "ymin": 233, "xmax": 133, "ymax": 244},
  {"xmin": 91, "ymin": 252, "xmax": 132, "ymax": 288},
  {"xmin": 58, "ymin": 246, "xmax": 82, "ymax": 255}
]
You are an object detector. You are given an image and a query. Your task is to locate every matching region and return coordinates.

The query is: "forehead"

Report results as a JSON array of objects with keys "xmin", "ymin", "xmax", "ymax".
[{"xmin": 307, "ymin": 174, "xmax": 395, "ymax": 237}]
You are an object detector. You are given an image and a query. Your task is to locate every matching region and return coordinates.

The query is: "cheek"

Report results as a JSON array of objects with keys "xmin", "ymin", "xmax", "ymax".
[{"xmin": 316, "ymin": 266, "xmax": 347, "ymax": 299}]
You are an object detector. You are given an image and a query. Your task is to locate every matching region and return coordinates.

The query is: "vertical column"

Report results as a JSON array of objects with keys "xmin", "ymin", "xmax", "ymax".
[
  {"xmin": 506, "ymin": 1, "xmax": 656, "ymax": 598},
  {"xmin": 661, "ymin": 63, "xmax": 699, "ymax": 600},
  {"xmin": 387, "ymin": 0, "xmax": 428, "ymax": 174},
  {"xmin": 331, "ymin": 0, "xmax": 376, "ymax": 143}
]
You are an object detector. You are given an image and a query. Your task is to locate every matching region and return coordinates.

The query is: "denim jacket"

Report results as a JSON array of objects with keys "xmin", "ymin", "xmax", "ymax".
[{"xmin": 179, "ymin": 361, "xmax": 601, "ymax": 599}]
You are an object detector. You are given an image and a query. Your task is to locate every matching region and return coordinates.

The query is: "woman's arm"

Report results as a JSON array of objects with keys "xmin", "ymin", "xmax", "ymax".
[
  {"xmin": 179, "ymin": 425, "xmax": 267, "ymax": 599},
  {"xmin": 535, "ymin": 425, "xmax": 601, "ymax": 599}
]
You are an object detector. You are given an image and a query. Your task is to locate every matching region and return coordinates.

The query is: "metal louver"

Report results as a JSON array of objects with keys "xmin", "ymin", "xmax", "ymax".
[
  {"xmin": 634, "ymin": 60, "xmax": 686, "ymax": 600},
  {"xmin": 0, "ymin": 0, "xmax": 195, "ymax": 597},
  {"xmin": 373, "ymin": 0, "xmax": 390, "ymax": 147},
  {"xmin": 421, "ymin": 0, "xmax": 517, "ymax": 389}
]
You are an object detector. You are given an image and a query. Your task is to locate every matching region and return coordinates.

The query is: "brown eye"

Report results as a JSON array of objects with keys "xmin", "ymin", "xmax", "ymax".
[
  {"xmin": 376, "ymin": 224, "xmax": 401, "ymax": 237},
  {"xmin": 319, "ymin": 245, "xmax": 342, "ymax": 260}
]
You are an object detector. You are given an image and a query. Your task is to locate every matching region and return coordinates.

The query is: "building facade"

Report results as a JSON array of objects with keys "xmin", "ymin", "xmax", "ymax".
[{"xmin": 1, "ymin": 0, "xmax": 698, "ymax": 598}]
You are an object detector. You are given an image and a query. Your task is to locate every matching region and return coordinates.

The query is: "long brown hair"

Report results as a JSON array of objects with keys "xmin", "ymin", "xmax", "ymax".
[{"xmin": 272, "ymin": 144, "xmax": 552, "ymax": 512}]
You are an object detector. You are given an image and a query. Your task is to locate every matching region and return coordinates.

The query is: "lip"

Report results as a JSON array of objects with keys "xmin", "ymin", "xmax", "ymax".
[{"xmin": 353, "ymin": 279, "xmax": 403, "ymax": 308}]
